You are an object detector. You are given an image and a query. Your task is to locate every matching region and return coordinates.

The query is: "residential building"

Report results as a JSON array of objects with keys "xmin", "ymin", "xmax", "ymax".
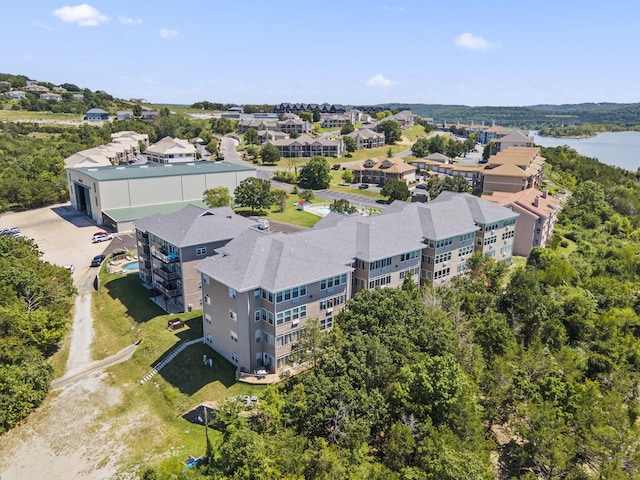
[
  {"xmin": 197, "ymin": 192, "xmax": 517, "ymax": 374},
  {"xmin": 40, "ymin": 93, "xmax": 62, "ymax": 102},
  {"xmin": 321, "ymin": 114, "xmax": 350, "ymax": 129},
  {"xmin": 482, "ymin": 188, "xmax": 559, "ymax": 256},
  {"xmin": 347, "ymin": 128, "xmax": 386, "ymax": 149},
  {"xmin": 24, "ymin": 84, "xmax": 48, "ymax": 92},
  {"xmin": 116, "ymin": 111, "xmax": 134, "ymax": 120},
  {"xmin": 275, "ymin": 103, "xmax": 346, "ymax": 115},
  {"xmin": 494, "ymin": 131, "xmax": 534, "ymax": 152},
  {"xmin": 53, "ymin": 86, "xmax": 67, "ymax": 92},
  {"xmin": 386, "ymin": 110, "xmax": 417, "ymax": 129},
  {"xmin": 73, "ymin": 93, "xmax": 85, "ymax": 100},
  {"xmin": 276, "ymin": 118, "xmax": 311, "ymax": 134},
  {"xmin": 145, "ymin": 136, "xmax": 197, "ymax": 164},
  {"xmin": 4, "ymin": 91, "xmax": 26, "ymax": 100},
  {"xmin": 140, "ymin": 111, "xmax": 159, "ymax": 121},
  {"xmin": 238, "ymin": 119, "xmax": 276, "ymax": 133},
  {"xmin": 258, "ymin": 130, "xmax": 289, "ymax": 143},
  {"xmin": 269, "ymin": 135, "xmax": 344, "ymax": 158},
  {"xmin": 481, "ymin": 146, "xmax": 545, "ymax": 193},
  {"xmin": 410, "ymin": 152, "xmax": 452, "ymax": 166},
  {"xmin": 66, "ymin": 161, "xmax": 256, "ymax": 231},
  {"xmin": 135, "ymin": 205, "xmax": 256, "ymax": 313},
  {"xmin": 64, "ymin": 131, "xmax": 148, "ymax": 169},
  {"xmin": 348, "ymin": 157, "xmax": 416, "ymax": 185},
  {"xmin": 85, "ymin": 108, "xmax": 109, "ymax": 120}
]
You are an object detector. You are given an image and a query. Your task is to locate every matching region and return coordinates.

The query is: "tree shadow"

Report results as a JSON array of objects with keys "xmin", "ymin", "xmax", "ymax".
[{"xmin": 104, "ymin": 274, "xmax": 165, "ymax": 323}]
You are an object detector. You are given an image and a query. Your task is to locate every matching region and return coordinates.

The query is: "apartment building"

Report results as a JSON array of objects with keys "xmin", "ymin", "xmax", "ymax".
[
  {"xmin": 481, "ymin": 146, "xmax": 545, "ymax": 193},
  {"xmin": 269, "ymin": 135, "xmax": 344, "ymax": 158},
  {"xmin": 482, "ymin": 188, "xmax": 559, "ymax": 256},
  {"xmin": 135, "ymin": 205, "xmax": 256, "ymax": 313},
  {"xmin": 348, "ymin": 157, "xmax": 417, "ymax": 185},
  {"xmin": 347, "ymin": 128, "xmax": 386, "ymax": 149},
  {"xmin": 196, "ymin": 192, "xmax": 517, "ymax": 374},
  {"xmin": 145, "ymin": 136, "xmax": 197, "ymax": 164}
]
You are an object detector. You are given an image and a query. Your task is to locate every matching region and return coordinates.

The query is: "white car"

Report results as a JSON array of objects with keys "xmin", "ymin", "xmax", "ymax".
[
  {"xmin": 92, "ymin": 233, "xmax": 114, "ymax": 243},
  {"xmin": 64, "ymin": 264, "xmax": 75, "ymax": 274}
]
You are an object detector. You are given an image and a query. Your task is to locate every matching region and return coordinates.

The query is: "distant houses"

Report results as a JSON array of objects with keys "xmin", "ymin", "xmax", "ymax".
[{"xmin": 85, "ymin": 108, "xmax": 109, "ymax": 120}]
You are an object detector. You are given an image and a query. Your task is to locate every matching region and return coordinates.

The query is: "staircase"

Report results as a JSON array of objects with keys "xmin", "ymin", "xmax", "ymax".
[{"xmin": 139, "ymin": 337, "xmax": 203, "ymax": 384}]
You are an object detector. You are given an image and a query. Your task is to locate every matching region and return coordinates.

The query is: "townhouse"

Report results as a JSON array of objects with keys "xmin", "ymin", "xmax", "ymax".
[
  {"xmin": 40, "ymin": 93, "xmax": 62, "ymax": 102},
  {"xmin": 135, "ymin": 205, "xmax": 256, "ymax": 313},
  {"xmin": 196, "ymin": 192, "xmax": 517, "ymax": 374},
  {"xmin": 321, "ymin": 114, "xmax": 350, "ymax": 129}
]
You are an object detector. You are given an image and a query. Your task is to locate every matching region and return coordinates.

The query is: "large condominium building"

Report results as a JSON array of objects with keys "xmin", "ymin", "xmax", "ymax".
[
  {"xmin": 134, "ymin": 205, "xmax": 256, "ymax": 313},
  {"xmin": 196, "ymin": 192, "xmax": 517, "ymax": 374},
  {"xmin": 145, "ymin": 136, "xmax": 197, "ymax": 164},
  {"xmin": 481, "ymin": 146, "xmax": 545, "ymax": 193}
]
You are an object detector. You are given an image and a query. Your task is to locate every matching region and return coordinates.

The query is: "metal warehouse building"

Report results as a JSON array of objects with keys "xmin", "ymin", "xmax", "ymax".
[{"xmin": 66, "ymin": 162, "xmax": 257, "ymax": 232}]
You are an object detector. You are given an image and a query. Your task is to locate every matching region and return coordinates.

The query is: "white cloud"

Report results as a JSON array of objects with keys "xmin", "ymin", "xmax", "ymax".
[
  {"xmin": 118, "ymin": 15, "xmax": 142, "ymax": 25},
  {"xmin": 366, "ymin": 74, "xmax": 396, "ymax": 89},
  {"xmin": 159, "ymin": 28, "xmax": 178, "ymax": 39},
  {"xmin": 52, "ymin": 4, "xmax": 109, "ymax": 27},
  {"xmin": 454, "ymin": 33, "xmax": 498, "ymax": 51}
]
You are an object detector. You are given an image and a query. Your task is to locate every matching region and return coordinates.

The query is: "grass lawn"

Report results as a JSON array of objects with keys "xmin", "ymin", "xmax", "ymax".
[
  {"xmin": 234, "ymin": 192, "xmax": 329, "ymax": 228},
  {"xmin": 0, "ymin": 109, "xmax": 84, "ymax": 121},
  {"xmin": 402, "ymin": 125, "xmax": 426, "ymax": 142},
  {"xmin": 337, "ymin": 144, "xmax": 407, "ymax": 163},
  {"xmin": 90, "ymin": 271, "xmax": 264, "ymax": 470},
  {"xmin": 328, "ymin": 170, "xmax": 386, "ymax": 200}
]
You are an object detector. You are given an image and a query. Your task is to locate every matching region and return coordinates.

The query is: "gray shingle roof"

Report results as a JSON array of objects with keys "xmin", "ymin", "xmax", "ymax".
[
  {"xmin": 431, "ymin": 191, "xmax": 518, "ymax": 225},
  {"xmin": 134, "ymin": 205, "xmax": 255, "ymax": 248}
]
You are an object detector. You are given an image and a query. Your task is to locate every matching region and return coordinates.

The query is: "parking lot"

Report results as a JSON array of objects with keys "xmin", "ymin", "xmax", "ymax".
[{"xmin": 0, "ymin": 203, "xmax": 134, "ymax": 279}]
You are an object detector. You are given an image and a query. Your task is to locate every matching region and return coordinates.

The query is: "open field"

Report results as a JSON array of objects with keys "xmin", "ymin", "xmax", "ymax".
[{"xmin": 0, "ymin": 109, "xmax": 84, "ymax": 121}]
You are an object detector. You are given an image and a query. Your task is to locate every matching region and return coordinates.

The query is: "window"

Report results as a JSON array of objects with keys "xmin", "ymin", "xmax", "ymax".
[
  {"xmin": 501, "ymin": 230, "xmax": 515, "ymax": 240},
  {"xmin": 254, "ymin": 309, "xmax": 261, "ymax": 322},
  {"xmin": 369, "ymin": 257, "xmax": 392, "ymax": 270},
  {"xmin": 229, "ymin": 310, "xmax": 237, "ymax": 321},
  {"xmin": 202, "ymin": 274, "xmax": 210, "ymax": 285},
  {"xmin": 436, "ymin": 237, "xmax": 453, "ymax": 248},
  {"xmin": 400, "ymin": 250, "xmax": 420, "ymax": 262},
  {"xmin": 254, "ymin": 289, "xmax": 260, "ymax": 299},
  {"xmin": 205, "ymin": 313, "xmax": 212, "ymax": 324},
  {"xmin": 276, "ymin": 285, "xmax": 307, "ymax": 303},
  {"xmin": 230, "ymin": 330, "xmax": 238, "ymax": 342},
  {"xmin": 276, "ymin": 305, "xmax": 306, "ymax": 325},
  {"xmin": 196, "ymin": 247, "xmax": 207, "ymax": 256},
  {"xmin": 320, "ymin": 317, "xmax": 334, "ymax": 330},
  {"xmin": 457, "ymin": 262, "xmax": 467, "ymax": 273},
  {"xmin": 458, "ymin": 245, "xmax": 474, "ymax": 257},
  {"xmin": 399, "ymin": 266, "xmax": 420, "ymax": 279},
  {"xmin": 204, "ymin": 294, "xmax": 210, "ymax": 305},
  {"xmin": 433, "ymin": 267, "xmax": 450, "ymax": 280},
  {"xmin": 435, "ymin": 252, "xmax": 452, "ymax": 264},
  {"xmin": 231, "ymin": 351, "xmax": 238, "ymax": 363},
  {"xmin": 320, "ymin": 274, "xmax": 347, "ymax": 290},
  {"xmin": 459, "ymin": 232, "xmax": 474, "ymax": 242},
  {"xmin": 422, "ymin": 254, "xmax": 432, "ymax": 264},
  {"xmin": 261, "ymin": 289, "xmax": 274, "ymax": 303},
  {"xmin": 228, "ymin": 288, "xmax": 236, "ymax": 299},
  {"xmin": 483, "ymin": 236, "xmax": 497, "ymax": 246},
  {"xmin": 368, "ymin": 274, "xmax": 391, "ymax": 289},
  {"xmin": 320, "ymin": 293, "xmax": 346, "ymax": 310},
  {"xmin": 261, "ymin": 308, "xmax": 268, "ymax": 322}
]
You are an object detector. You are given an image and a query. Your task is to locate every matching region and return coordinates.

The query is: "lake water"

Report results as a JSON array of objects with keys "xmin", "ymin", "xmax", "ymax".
[{"xmin": 532, "ymin": 131, "xmax": 640, "ymax": 172}]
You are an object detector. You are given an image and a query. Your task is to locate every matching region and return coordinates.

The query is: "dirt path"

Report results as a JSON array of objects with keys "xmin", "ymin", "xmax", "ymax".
[{"xmin": 0, "ymin": 205, "xmax": 140, "ymax": 480}]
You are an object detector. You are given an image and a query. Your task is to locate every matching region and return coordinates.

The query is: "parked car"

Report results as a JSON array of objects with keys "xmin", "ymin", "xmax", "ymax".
[
  {"xmin": 0, "ymin": 227, "xmax": 21, "ymax": 237},
  {"xmin": 416, "ymin": 183, "xmax": 427, "ymax": 190},
  {"xmin": 358, "ymin": 184, "xmax": 369, "ymax": 189},
  {"xmin": 92, "ymin": 233, "xmax": 114, "ymax": 243},
  {"xmin": 64, "ymin": 264, "xmax": 75, "ymax": 274},
  {"xmin": 331, "ymin": 163, "xmax": 341, "ymax": 170},
  {"xmin": 90, "ymin": 255, "xmax": 106, "ymax": 267},
  {"xmin": 93, "ymin": 231, "xmax": 109, "ymax": 238}
]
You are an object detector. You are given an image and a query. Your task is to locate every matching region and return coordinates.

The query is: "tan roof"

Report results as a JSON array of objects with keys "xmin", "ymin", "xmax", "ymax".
[
  {"xmin": 483, "ymin": 188, "xmax": 558, "ymax": 218},
  {"xmin": 484, "ymin": 164, "xmax": 528, "ymax": 177},
  {"xmin": 349, "ymin": 157, "xmax": 416, "ymax": 174},
  {"xmin": 145, "ymin": 136, "xmax": 196, "ymax": 156}
]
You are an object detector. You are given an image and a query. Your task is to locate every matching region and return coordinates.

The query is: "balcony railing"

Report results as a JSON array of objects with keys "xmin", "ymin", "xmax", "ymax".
[
  {"xmin": 151, "ymin": 248, "xmax": 179, "ymax": 263},
  {"xmin": 153, "ymin": 280, "xmax": 181, "ymax": 298},
  {"xmin": 153, "ymin": 266, "xmax": 180, "ymax": 281}
]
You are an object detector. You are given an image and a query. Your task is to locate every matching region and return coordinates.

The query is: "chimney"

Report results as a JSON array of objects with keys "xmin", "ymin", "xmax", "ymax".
[
  {"xmin": 542, "ymin": 190, "xmax": 548, "ymax": 199},
  {"xmin": 534, "ymin": 196, "xmax": 540, "ymax": 207}
]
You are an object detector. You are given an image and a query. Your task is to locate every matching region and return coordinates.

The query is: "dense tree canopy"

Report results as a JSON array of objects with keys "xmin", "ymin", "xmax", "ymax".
[
  {"xmin": 380, "ymin": 179, "xmax": 410, "ymax": 202},
  {"xmin": 233, "ymin": 177, "xmax": 273, "ymax": 214},
  {"xmin": 377, "ymin": 120, "xmax": 402, "ymax": 145}
]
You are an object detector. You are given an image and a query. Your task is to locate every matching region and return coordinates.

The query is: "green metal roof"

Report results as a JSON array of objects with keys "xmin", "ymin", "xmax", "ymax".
[
  {"xmin": 68, "ymin": 161, "xmax": 255, "ymax": 181},
  {"xmin": 102, "ymin": 200, "xmax": 209, "ymax": 223}
]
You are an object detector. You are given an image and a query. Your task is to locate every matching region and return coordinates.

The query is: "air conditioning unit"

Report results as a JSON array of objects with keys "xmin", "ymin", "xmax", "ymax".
[{"xmin": 326, "ymin": 307, "xmax": 333, "ymax": 314}]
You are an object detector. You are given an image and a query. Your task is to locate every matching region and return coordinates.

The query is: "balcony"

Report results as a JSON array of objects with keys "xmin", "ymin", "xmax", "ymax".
[
  {"xmin": 151, "ymin": 247, "xmax": 179, "ymax": 263},
  {"xmin": 153, "ymin": 266, "xmax": 180, "ymax": 282},
  {"xmin": 153, "ymin": 280, "xmax": 181, "ymax": 298}
]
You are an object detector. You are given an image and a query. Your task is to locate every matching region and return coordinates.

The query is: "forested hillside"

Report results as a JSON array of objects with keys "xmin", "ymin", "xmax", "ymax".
[
  {"xmin": 143, "ymin": 146, "xmax": 640, "ymax": 479},
  {"xmin": 0, "ymin": 236, "xmax": 76, "ymax": 433}
]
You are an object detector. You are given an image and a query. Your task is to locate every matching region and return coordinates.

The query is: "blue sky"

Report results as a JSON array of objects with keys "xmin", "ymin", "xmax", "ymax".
[{"xmin": 3, "ymin": 1, "xmax": 639, "ymax": 106}]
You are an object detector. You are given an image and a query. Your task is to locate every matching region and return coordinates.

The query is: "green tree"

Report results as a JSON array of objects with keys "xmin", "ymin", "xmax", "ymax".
[
  {"xmin": 343, "ymin": 135, "xmax": 357, "ymax": 153},
  {"xmin": 205, "ymin": 139, "xmax": 218, "ymax": 155},
  {"xmin": 341, "ymin": 169, "xmax": 354, "ymax": 184},
  {"xmin": 377, "ymin": 120, "xmax": 402, "ymax": 144},
  {"xmin": 442, "ymin": 175, "xmax": 472, "ymax": 194},
  {"xmin": 234, "ymin": 177, "xmax": 273, "ymax": 214},
  {"xmin": 381, "ymin": 179, "xmax": 410, "ymax": 202},
  {"xmin": 210, "ymin": 117, "xmax": 238, "ymax": 134},
  {"xmin": 272, "ymin": 189, "xmax": 288, "ymax": 212},
  {"xmin": 330, "ymin": 199, "xmax": 357, "ymax": 214},
  {"xmin": 312, "ymin": 107, "xmax": 321, "ymax": 123},
  {"xmin": 299, "ymin": 189, "xmax": 315, "ymax": 202},
  {"xmin": 300, "ymin": 110, "xmax": 313, "ymax": 123},
  {"xmin": 340, "ymin": 121, "xmax": 355, "ymax": 135},
  {"xmin": 298, "ymin": 156, "xmax": 331, "ymax": 189},
  {"xmin": 203, "ymin": 186, "xmax": 230, "ymax": 208},
  {"xmin": 244, "ymin": 128, "xmax": 259, "ymax": 145},
  {"xmin": 411, "ymin": 137, "xmax": 430, "ymax": 157},
  {"xmin": 132, "ymin": 104, "xmax": 142, "ymax": 117},
  {"xmin": 261, "ymin": 142, "xmax": 281, "ymax": 165}
]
